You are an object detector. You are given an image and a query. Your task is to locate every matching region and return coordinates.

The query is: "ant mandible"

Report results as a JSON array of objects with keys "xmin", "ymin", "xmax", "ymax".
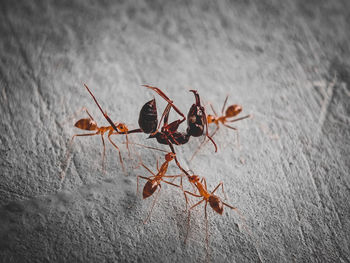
[{"xmin": 137, "ymin": 152, "xmax": 183, "ymax": 223}]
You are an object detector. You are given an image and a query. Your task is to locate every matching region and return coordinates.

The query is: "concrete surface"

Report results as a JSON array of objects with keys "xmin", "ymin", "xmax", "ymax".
[{"xmin": 1, "ymin": 0, "xmax": 350, "ymax": 262}]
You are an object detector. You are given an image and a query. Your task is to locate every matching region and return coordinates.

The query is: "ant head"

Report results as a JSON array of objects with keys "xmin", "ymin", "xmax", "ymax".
[
  {"xmin": 116, "ymin": 123, "xmax": 128, "ymax": 133},
  {"xmin": 209, "ymin": 195, "xmax": 224, "ymax": 214},
  {"xmin": 189, "ymin": 175, "xmax": 200, "ymax": 183},
  {"xmin": 207, "ymin": 115, "xmax": 216, "ymax": 124},
  {"xmin": 225, "ymin": 105, "xmax": 242, "ymax": 118},
  {"xmin": 165, "ymin": 152, "xmax": 176, "ymax": 161}
]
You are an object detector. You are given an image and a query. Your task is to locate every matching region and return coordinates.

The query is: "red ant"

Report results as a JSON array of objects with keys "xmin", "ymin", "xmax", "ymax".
[
  {"xmin": 207, "ymin": 95, "xmax": 251, "ymax": 137},
  {"xmin": 183, "ymin": 175, "xmax": 240, "ymax": 259},
  {"xmin": 70, "ymin": 107, "xmax": 129, "ymax": 172},
  {"xmin": 137, "ymin": 152, "xmax": 183, "ymax": 223},
  {"xmin": 63, "ymin": 85, "xmax": 132, "ymax": 173}
]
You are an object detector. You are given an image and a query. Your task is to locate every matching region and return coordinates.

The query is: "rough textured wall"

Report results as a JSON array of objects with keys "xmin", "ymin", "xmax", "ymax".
[{"xmin": 0, "ymin": 0, "xmax": 349, "ymax": 262}]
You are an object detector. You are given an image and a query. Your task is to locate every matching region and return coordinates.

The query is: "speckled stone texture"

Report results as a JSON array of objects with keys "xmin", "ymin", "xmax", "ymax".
[{"xmin": 0, "ymin": 0, "xmax": 349, "ymax": 262}]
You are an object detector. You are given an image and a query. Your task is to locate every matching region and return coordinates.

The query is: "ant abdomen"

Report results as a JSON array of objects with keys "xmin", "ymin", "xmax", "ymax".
[
  {"xmin": 74, "ymin": 118, "xmax": 97, "ymax": 131},
  {"xmin": 138, "ymin": 99, "xmax": 158, "ymax": 134},
  {"xmin": 225, "ymin": 105, "xmax": 242, "ymax": 118},
  {"xmin": 143, "ymin": 180, "xmax": 159, "ymax": 199},
  {"xmin": 209, "ymin": 195, "xmax": 224, "ymax": 214}
]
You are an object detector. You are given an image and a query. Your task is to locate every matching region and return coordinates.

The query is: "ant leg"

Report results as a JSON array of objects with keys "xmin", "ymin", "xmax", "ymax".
[
  {"xmin": 226, "ymin": 115, "xmax": 251, "ymax": 148},
  {"xmin": 163, "ymin": 174, "xmax": 184, "ymax": 189},
  {"xmin": 211, "ymin": 183, "xmax": 246, "ymax": 230},
  {"xmin": 189, "ymin": 125, "xmax": 219, "ymax": 162},
  {"xmin": 183, "ymin": 191, "xmax": 190, "ymax": 211},
  {"xmin": 220, "ymin": 182, "xmax": 228, "ymax": 200},
  {"xmin": 158, "ymin": 105, "xmax": 185, "ymax": 143},
  {"xmin": 221, "ymin": 95, "xmax": 229, "ymax": 116},
  {"xmin": 222, "ymin": 201, "xmax": 247, "ymax": 230},
  {"xmin": 84, "ymin": 108, "xmax": 95, "ymax": 122},
  {"xmin": 204, "ymin": 201, "xmax": 210, "ymax": 262},
  {"xmin": 211, "ymin": 182, "xmax": 238, "ymax": 214},
  {"xmin": 143, "ymin": 85, "xmax": 186, "ymax": 121},
  {"xmin": 84, "ymin": 84, "xmax": 119, "ymax": 133},
  {"xmin": 140, "ymin": 163, "xmax": 157, "ymax": 177},
  {"xmin": 185, "ymin": 198, "xmax": 205, "ymax": 243},
  {"xmin": 69, "ymin": 132, "xmax": 99, "ymax": 148},
  {"xmin": 185, "ymin": 210, "xmax": 191, "ymax": 243},
  {"xmin": 162, "ymin": 180, "xmax": 181, "ymax": 188},
  {"xmin": 108, "ymin": 133, "xmax": 125, "ymax": 173},
  {"xmin": 222, "ymin": 123, "xmax": 237, "ymax": 130},
  {"xmin": 157, "ymin": 103, "xmax": 172, "ymax": 132},
  {"xmin": 189, "ymin": 140, "xmax": 207, "ymax": 162},
  {"xmin": 162, "ymin": 174, "xmax": 183, "ymax": 179},
  {"xmin": 209, "ymin": 102, "xmax": 218, "ymax": 116},
  {"xmin": 184, "ymin": 190, "xmax": 202, "ymax": 211},
  {"xmin": 223, "ymin": 123, "xmax": 241, "ymax": 148},
  {"xmin": 204, "ymin": 112, "xmax": 218, "ymax": 153},
  {"xmin": 211, "ymin": 182, "xmax": 221, "ymax": 194},
  {"xmin": 156, "ymin": 157, "xmax": 160, "ymax": 172},
  {"xmin": 144, "ymin": 186, "xmax": 162, "ymax": 224},
  {"xmin": 223, "ymin": 123, "xmax": 240, "ymax": 147},
  {"xmin": 222, "ymin": 202, "xmax": 248, "ymax": 233},
  {"xmin": 101, "ymin": 134, "xmax": 106, "ymax": 173},
  {"xmin": 162, "ymin": 179, "xmax": 186, "ymax": 208},
  {"xmin": 227, "ymin": 114, "xmax": 251, "ymax": 123},
  {"xmin": 143, "ymin": 85, "xmax": 172, "ymax": 101},
  {"xmin": 168, "ymin": 132, "xmax": 181, "ymax": 145},
  {"xmin": 125, "ymin": 134, "xmax": 130, "ymax": 158},
  {"xmin": 222, "ymin": 202, "xmax": 238, "ymax": 212},
  {"xmin": 211, "ymin": 125, "xmax": 220, "ymax": 138},
  {"xmin": 184, "ymin": 191, "xmax": 202, "ymax": 198},
  {"xmin": 60, "ymin": 132, "xmax": 99, "ymax": 183},
  {"xmin": 201, "ymin": 177, "xmax": 208, "ymax": 190},
  {"xmin": 125, "ymin": 141, "xmax": 168, "ymax": 153},
  {"xmin": 211, "ymin": 181, "xmax": 229, "ymax": 201},
  {"xmin": 167, "ymin": 141, "xmax": 190, "ymax": 178}
]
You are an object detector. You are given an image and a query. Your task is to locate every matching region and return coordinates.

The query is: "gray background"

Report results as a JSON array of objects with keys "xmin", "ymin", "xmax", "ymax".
[{"xmin": 0, "ymin": 0, "xmax": 349, "ymax": 262}]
